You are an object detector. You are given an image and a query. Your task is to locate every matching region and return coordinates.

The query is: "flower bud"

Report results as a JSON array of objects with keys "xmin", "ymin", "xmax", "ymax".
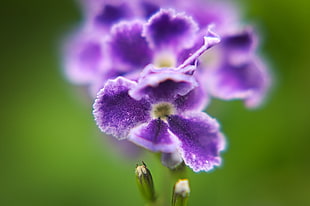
[
  {"xmin": 172, "ymin": 179, "xmax": 190, "ymax": 206},
  {"xmin": 135, "ymin": 162, "xmax": 156, "ymax": 202}
]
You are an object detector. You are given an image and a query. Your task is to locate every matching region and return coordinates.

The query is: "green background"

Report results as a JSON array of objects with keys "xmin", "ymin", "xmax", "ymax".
[{"xmin": 1, "ymin": 0, "xmax": 309, "ymax": 205}]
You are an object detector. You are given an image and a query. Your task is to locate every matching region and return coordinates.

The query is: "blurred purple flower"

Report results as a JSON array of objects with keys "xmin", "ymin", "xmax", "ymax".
[
  {"xmin": 62, "ymin": 0, "xmax": 272, "ymax": 172},
  {"xmin": 202, "ymin": 29, "xmax": 271, "ymax": 108},
  {"xmin": 93, "ymin": 9, "xmax": 218, "ymax": 97},
  {"xmin": 93, "ymin": 66, "xmax": 225, "ymax": 172},
  {"xmin": 63, "ymin": 0, "xmax": 270, "ymax": 107},
  {"xmin": 63, "ymin": 0, "xmax": 164, "ymax": 88},
  {"xmin": 174, "ymin": 0, "xmax": 270, "ymax": 107}
]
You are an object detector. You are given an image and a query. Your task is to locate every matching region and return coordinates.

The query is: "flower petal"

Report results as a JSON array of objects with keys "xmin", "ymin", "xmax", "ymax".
[
  {"xmin": 93, "ymin": 77, "xmax": 151, "ymax": 139},
  {"xmin": 63, "ymin": 30, "xmax": 104, "ymax": 84},
  {"xmin": 167, "ymin": 113, "xmax": 225, "ymax": 172},
  {"xmin": 177, "ymin": 0, "xmax": 240, "ymax": 34},
  {"xmin": 221, "ymin": 29, "xmax": 257, "ymax": 65},
  {"xmin": 143, "ymin": 9, "xmax": 198, "ymax": 51},
  {"xmin": 108, "ymin": 20, "xmax": 153, "ymax": 71},
  {"xmin": 174, "ymin": 80, "xmax": 209, "ymax": 112},
  {"xmin": 88, "ymin": 69, "xmax": 125, "ymax": 98},
  {"xmin": 139, "ymin": 1, "xmax": 160, "ymax": 18},
  {"xmin": 206, "ymin": 57, "xmax": 270, "ymax": 108},
  {"xmin": 94, "ymin": 2, "xmax": 133, "ymax": 27},
  {"xmin": 222, "ymin": 29, "xmax": 255, "ymax": 52},
  {"xmin": 129, "ymin": 119, "xmax": 179, "ymax": 152},
  {"xmin": 129, "ymin": 65, "xmax": 198, "ymax": 102}
]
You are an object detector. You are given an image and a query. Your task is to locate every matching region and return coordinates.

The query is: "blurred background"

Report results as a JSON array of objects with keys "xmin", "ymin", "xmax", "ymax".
[{"xmin": 1, "ymin": 0, "xmax": 309, "ymax": 205}]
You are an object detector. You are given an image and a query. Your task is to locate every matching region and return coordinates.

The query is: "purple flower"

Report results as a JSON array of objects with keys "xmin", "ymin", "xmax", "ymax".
[
  {"xmin": 64, "ymin": 0, "xmax": 270, "ymax": 107},
  {"xmin": 201, "ymin": 29, "xmax": 271, "ymax": 108},
  {"xmin": 93, "ymin": 66, "xmax": 225, "ymax": 172},
  {"xmin": 63, "ymin": 29, "xmax": 105, "ymax": 84},
  {"xmin": 173, "ymin": 0, "xmax": 270, "ymax": 108},
  {"xmin": 63, "ymin": 0, "xmax": 166, "ymax": 87},
  {"xmin": 64, "ymin": 5, "xmax": 220, "ymax": 97},
  {"xmin": 93, "ymin": 9, "xmax": 219, "ymax": 95},
  {"xmin": 62, "ymin": 0, "xmax": 136, "ymax": 87},
  {"xmin": 93, "ymin": 9, "xmax": 201, "ymax": 85},
  {"xmin": 62, "ymin": 0, "xmax": 273, "ymax": 173}
]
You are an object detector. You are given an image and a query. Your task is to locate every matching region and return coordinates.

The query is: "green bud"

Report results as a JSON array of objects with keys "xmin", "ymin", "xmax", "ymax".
[
  {"xmin": 135, "ymin": 162, "xmax": 156, "ymax": 202},
  {"xmin": 172, "ymin": 179, "xmax": 190, "ymax": 206}
]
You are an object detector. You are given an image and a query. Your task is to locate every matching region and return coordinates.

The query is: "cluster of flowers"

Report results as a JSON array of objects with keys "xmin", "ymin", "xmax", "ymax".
[{"xmin": 63, "ymin": 0, "xmax": 270, "ymax": 172}]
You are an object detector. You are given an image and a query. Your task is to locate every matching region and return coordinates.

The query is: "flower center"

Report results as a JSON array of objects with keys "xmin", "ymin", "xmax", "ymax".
[
  {"xmin": 154, "ymin": 51, "xmax": 176, "ymax": 68},
  {"xmin": 151, "ymin": 102, "xmax": 175, "ymax": 120}
]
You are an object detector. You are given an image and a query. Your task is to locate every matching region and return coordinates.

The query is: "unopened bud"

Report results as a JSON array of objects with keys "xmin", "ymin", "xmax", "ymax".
[
  {"xmin": 135, "ymin": 162, "xmax": 156, "ymax": 202},
  {"xmin": 172, "ymin": 179, "xmax": 190, "ymax": 206}
]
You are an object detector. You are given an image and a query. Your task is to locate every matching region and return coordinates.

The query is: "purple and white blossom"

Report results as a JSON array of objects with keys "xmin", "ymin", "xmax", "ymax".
[
  {"xmin": 166, "ymin": 0, "xmax": 271, "ymax": 107},
  {"xmin": 63, "ymin": 29, "xmax": 106, "ymax": 84},
  {"xmin": 62, "ymin": 0, "xmax": 272, "ymax": 173},
  {"xmin": 64, "ymin": 0, "xmax": 270, "ymax": 107},
  {"xmin": 93, "ymin": 66, "xmax": 225, "ymax": 172},
  {"xmin": 89, "ymin": 9, "xmax": 219, "ymax": 97},
  {"xmin": 202, "ymin": 29, "xmax": 270, "ymax": 108}
]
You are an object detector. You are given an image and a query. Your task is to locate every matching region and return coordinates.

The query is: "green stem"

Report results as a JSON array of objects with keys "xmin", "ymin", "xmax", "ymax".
[
  {"xmin": 152, "ymin": 154, "xmax": 189, "ymax": 206},
  {"xmin": 169, "ymin": 162, "xmax": 188, "ymax": 182},
  {"xmin": 145, "ymin": 199, "xmax": 159, "ymax": 206}
]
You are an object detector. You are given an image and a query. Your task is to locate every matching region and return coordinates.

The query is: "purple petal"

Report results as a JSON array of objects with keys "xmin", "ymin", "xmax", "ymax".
[
  {"xmin": 221, "ymin": 29, "xmax": 258, "ymax": 66},
  {"xmin": 63, "ymin": 31, "xmax": 104, "ymax": 84},
  {"xmin": 93, "ymin": 77, "xmax": 151, "ymax": 139},
  {"xmin": 140, "ymin": 1, "xmax": 160, "ymax": 18},
  {"xmin": 167, "ymin": 113, "xmax": 225, "ymax": 172},
  {"xmin": 174, "ymin": 79, "xmax": 209, "ymax": 112},
  {"xmin": 89, "ymin": 65, "xmax": 143, "ymax": 98},
  {"xmin": 129, "ymin": 65, "xmax": 198, "ymax": 102},
  {"xmin": 177, "ymin": 1, "xmax": 240, "ymax": 34},
  {"xmin": 143, "ymin": 9, "xmax": 198, "ymax": 51},
  {"xmin": 108, "ymin": 21, "xmax": 153, "ymax": 71},
  {"xmin": 95, "ymin": 2, "xmax": 133, "ymax": 27},
  {"xmin": 129, "ymin": 119, "xmax": 179, "ymax": 152},
  {"xmin": 138, "ymin": 0, "xmax": 175, "ymax": 19},
  {"xmin": 244, "ymin": 58, "xmax": 271, "ymax": 108},
  {"xmin": 223, "ymin": 29, "xmax": 255, "ymax": 52},
  {"xmin": 88, "ymin": 69, "xmax": 124, "ymax": 98},
  {"xmin": 206, "ymin": 57, "xmax": 270, "ymax": 108}
]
